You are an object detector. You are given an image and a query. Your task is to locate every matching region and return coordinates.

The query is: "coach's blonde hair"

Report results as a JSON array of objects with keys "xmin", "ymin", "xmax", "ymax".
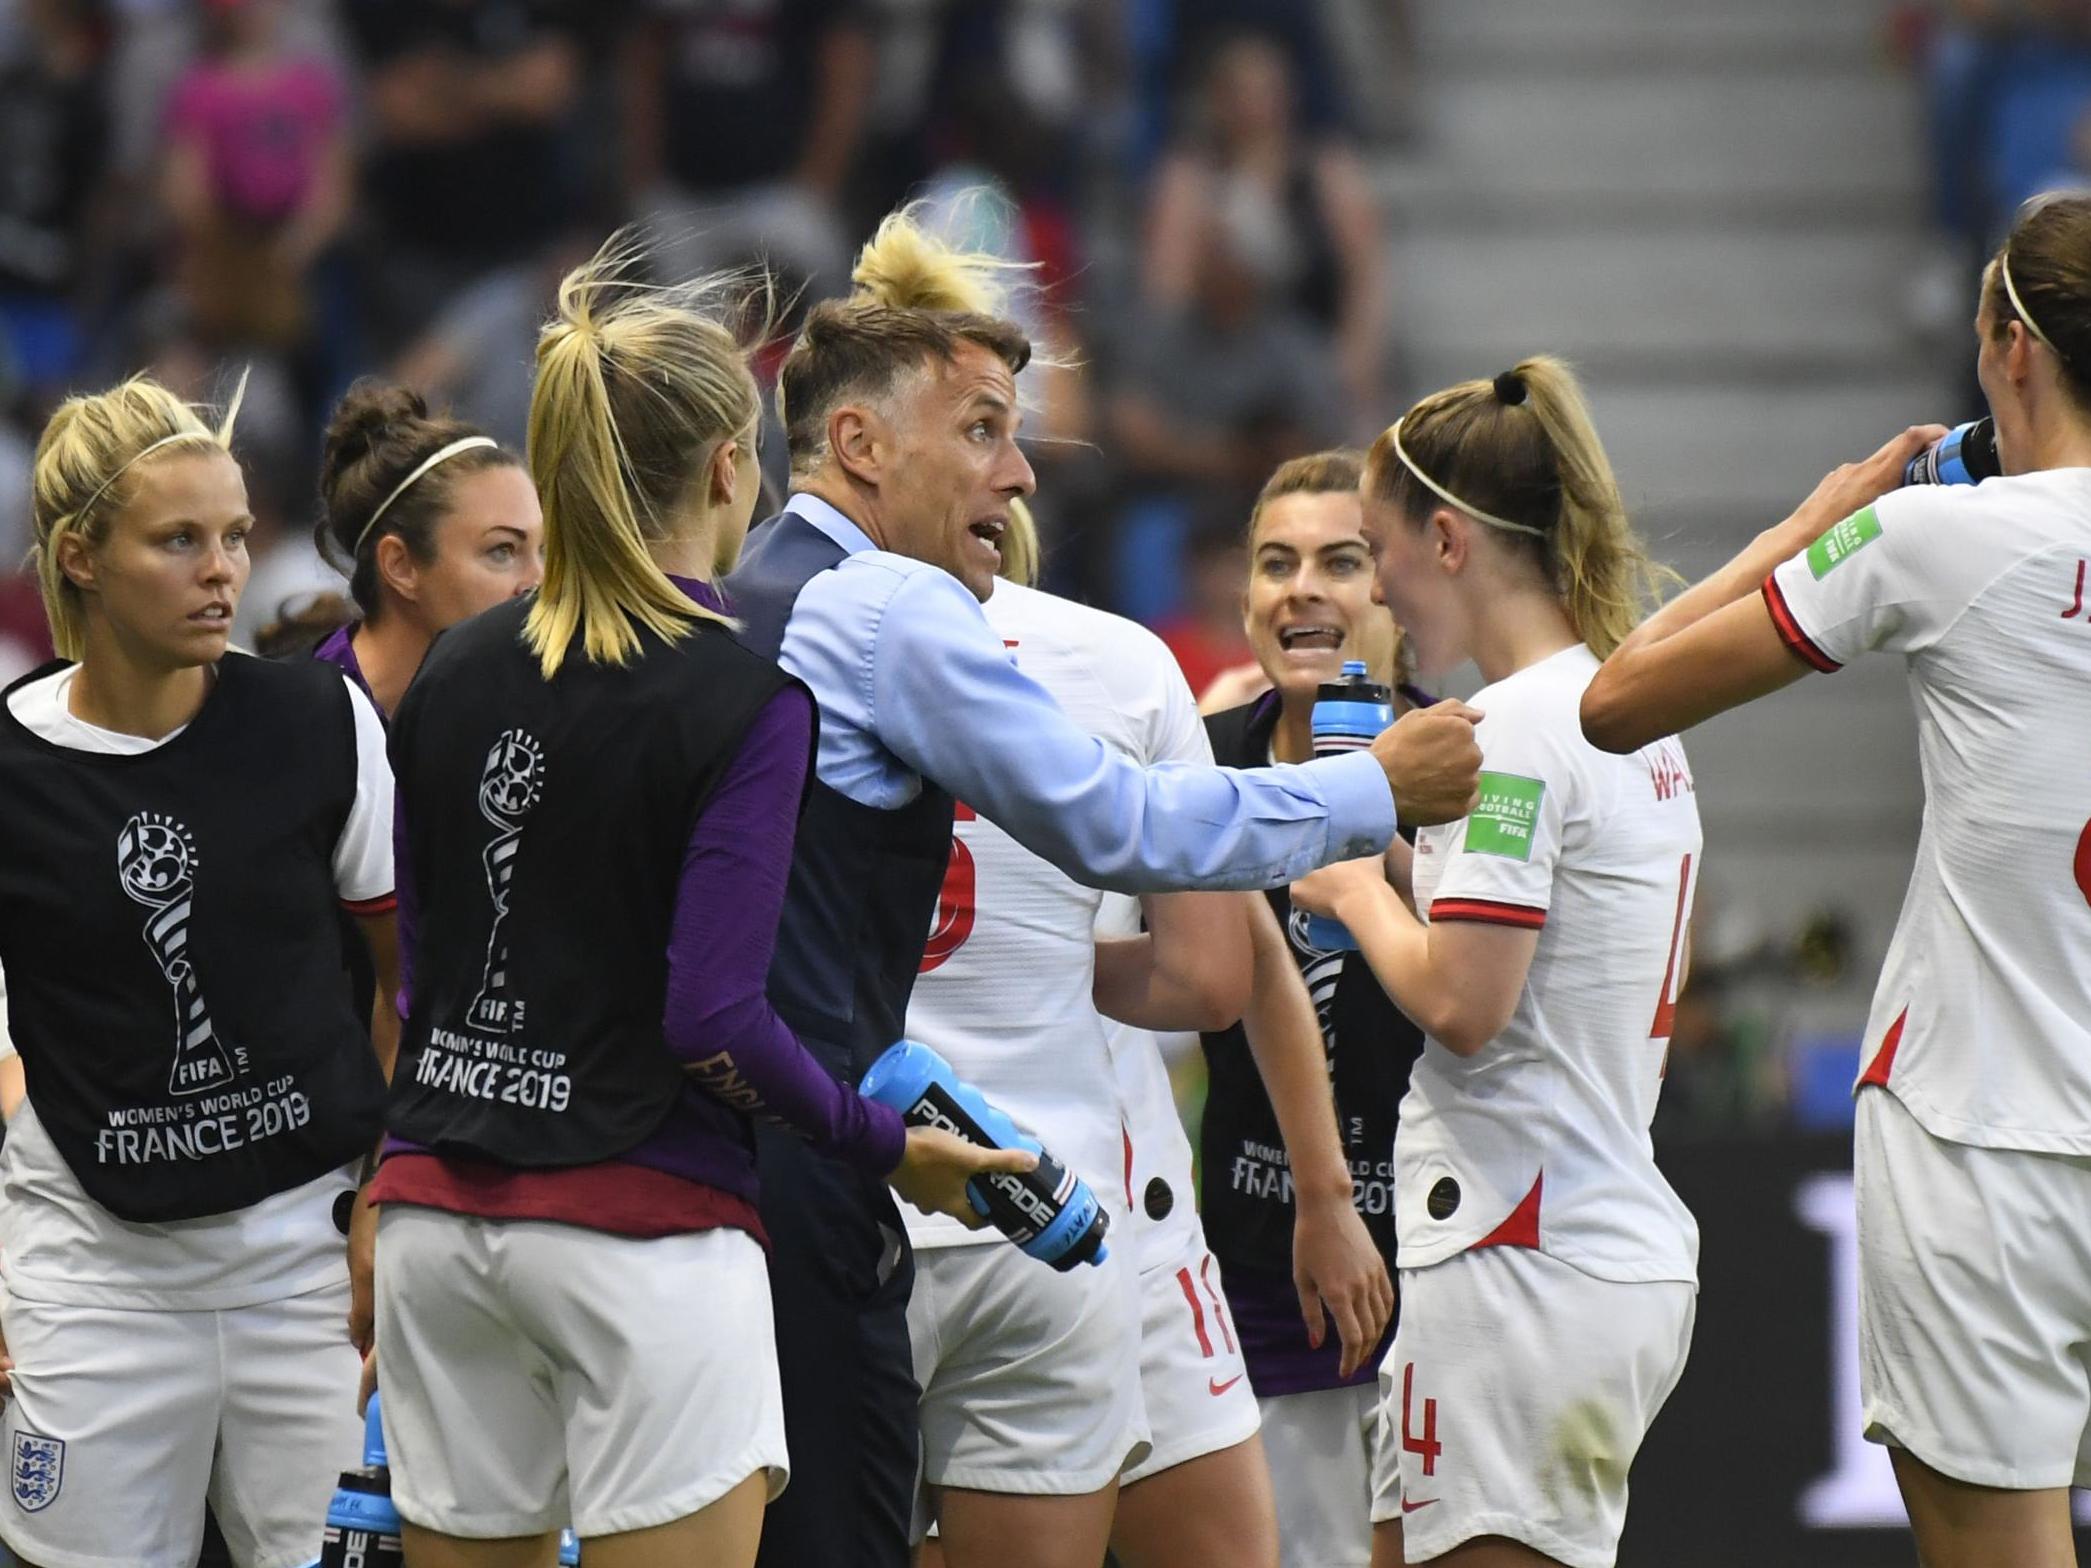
[
  {"xmin": 1365, "ymin": 356, "xmax": 1674, "ymax": 659},
  {"xmin": 780, "ymin": 202, "xmax": 1033, "ymax": 472},
  {"xmin": 525, "ymin": 235, "xmax": 762, "ymax": 679},
  {"xmin": 31, "ymin": 374, "xmax": 245, "ymax": 660}
]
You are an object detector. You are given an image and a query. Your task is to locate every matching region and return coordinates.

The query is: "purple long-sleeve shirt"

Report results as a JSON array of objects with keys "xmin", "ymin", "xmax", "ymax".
[{"xmin": 375, "ymin": 579, "xmax": 905, "ymax": 1212}]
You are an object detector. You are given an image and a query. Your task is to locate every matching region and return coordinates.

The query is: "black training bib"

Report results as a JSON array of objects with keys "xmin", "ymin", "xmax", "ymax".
[
  {"xmin": 0, "ymin": 656, "xmax": 385, "ymax": 1222},
  {"xmin": 388, "ymin": 597, "xmax": 791, "ymax": 1168}
]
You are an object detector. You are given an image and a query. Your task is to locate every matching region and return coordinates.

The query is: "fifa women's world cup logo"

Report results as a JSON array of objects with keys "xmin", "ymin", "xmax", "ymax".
[
  {"xmin": 117, "ymin": 812, "xmax": 239, "ymax": 1098},
  {"xmin": 466, "ymin": 728, "xmax": 546, "ymax": 1034}
]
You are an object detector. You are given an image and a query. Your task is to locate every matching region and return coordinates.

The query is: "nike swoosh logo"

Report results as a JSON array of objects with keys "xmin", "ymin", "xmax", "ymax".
[
  {"xmin": 1401, "ymin": 1498, "xmax": 1438, "ymax": 1514},
  {"xmin": 1207, "ymin": 1375, "xmax": 1244, "ymax": 1396}
]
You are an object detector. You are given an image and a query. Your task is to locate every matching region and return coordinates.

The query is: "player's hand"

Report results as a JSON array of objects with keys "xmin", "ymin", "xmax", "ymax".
[
  {"xmin": 1372, "ymin": 702, "xmax": 1482, "ymax": 828},
  {"xmin": 0, "ymin": 1320, "xmax": 14, "ymax": 1401},
  {"xmin": 356, "ymin": 1348, "xmax": 378, "ymax": 1416},
  {"xmin": 1293, "ymin": 1190, "xmax": 1394, "ymax": 1379},
  {"xmin": 1289, "ymin": 854, "xmax": 1391, "ymax": 925},
  {"xmin": 1790, "ymin": 424, "xmax": 1953, "ymax": 542},
  {"xmin": 889, "ymin": 1126, "xmax": 1038, "ymax": 1230},
  {"xmin": 347, "ymin": 1184, "xmax": 377, "ymax": 1356}
]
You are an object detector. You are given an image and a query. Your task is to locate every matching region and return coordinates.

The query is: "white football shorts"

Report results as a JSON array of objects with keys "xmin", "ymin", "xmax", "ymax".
[
  {"xmin": 374, "ymin": 1207, "xmax": 787, "ymax": 1540},
  {"xmin": 1856, "ymin": 1085, "xmax": 2091, "ymax": 1490},
  {"xmin": 1122, "ymin": 1238, "xmax": 1259, "ymax": 1485},
  {"xmin": 1370, "ymin": 1246, "xmax": 1694, "ymax": 1568},
  {"xmin": 1259, "ymin": 1382, "xmax": 1387, "ymax": 1568},
  {"xmin": 0, "ymin": 1280, "xmax": 361, "ymax": 1568},
  {"xmin": 909, "ymin": 1236, "xmax": 1148, "ymax": 1500}
]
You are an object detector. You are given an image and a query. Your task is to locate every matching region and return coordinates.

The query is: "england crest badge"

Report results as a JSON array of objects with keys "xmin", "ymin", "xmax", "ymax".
[{"xmin": 12, "ymin": 1430, "xmax": 63, "ymax": 1512}]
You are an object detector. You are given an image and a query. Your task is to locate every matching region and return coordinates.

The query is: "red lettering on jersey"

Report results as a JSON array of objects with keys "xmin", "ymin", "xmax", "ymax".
[
  {"xmin": 1643, "ymin": 738, "xmax": 1695, "ymax": 802},
  {"xmin": 2062, "ymin": 559, "xmax": 2085, "ymax": 621},
  {"xmin": 1400, "ymin": 1362, "xmax": 1443, "ymax": 1476},
  {"xmin": 918, "ymin": 802, "xmax": 980, "ymax": 973},
  {"xmin": 2074, "ymin": 818, "xmax": 2091, "ymax": 910}
]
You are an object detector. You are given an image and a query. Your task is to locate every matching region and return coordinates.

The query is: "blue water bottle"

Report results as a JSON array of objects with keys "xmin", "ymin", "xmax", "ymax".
[
  {"xmin": 307, "ymin": 1394, "xmax": 403, "ymax": 1568},
  {"xmin": 861, "ymin": 1041, "xmax": 1109, "ymax": 1271},
  {"xmin": 1304, "ymin": 660, "xmax": 1395, "ymax": 951},
  {"xmin": 1902, "ymin": 417, "xmax": 1999, "ymax": 486},
  {"xmin": 303, "ymin": 1395, "xmax": 584, "ymax": 1566}
]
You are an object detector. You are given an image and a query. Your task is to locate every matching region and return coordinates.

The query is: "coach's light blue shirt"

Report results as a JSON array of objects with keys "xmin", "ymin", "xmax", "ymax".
[{"xmin": 771, "ymin": 493, "xmax": 1396, "ymax": 893}]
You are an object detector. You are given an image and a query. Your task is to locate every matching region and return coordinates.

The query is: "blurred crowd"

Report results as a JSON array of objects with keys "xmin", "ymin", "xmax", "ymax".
[
  {"xmin": 0, "ymin": 0, "xmax": 1414, "ymax": 691},
  {"xmin": 0, "ymin": 0, "xmax": 1968, "ymax": 1148},
  {"xmin": 1901, "ymin": 0, "xmax": 2091, "ymax": 377}
]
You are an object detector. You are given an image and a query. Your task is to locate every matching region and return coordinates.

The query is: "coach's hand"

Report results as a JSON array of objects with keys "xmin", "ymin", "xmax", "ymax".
[
  {"xmin": 1294, "ymin": 1192, "xmax": 1395, "ymax": 1380},
  {"xmin": 890, "ymin": 1126, "xmax": 1038, "ymax": 1229},
  {"xmin": 347, "ymin": 1186, "xmax": 377, "ymax": 1356},
  {"xmin": 357, "ymin": 1348, "xmax": 377, "ymax": 1417},
  {"xmin": 1372, "ymin": 702, "xmax": 1483, "ymax": 828}
]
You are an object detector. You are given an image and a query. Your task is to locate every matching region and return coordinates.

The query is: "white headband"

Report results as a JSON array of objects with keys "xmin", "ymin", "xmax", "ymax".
[
  {"xmin": 1388, "ymin": 416, "xmax": 1546, "ymax": 538},
  {"xmin": 76, "ymin": 431, "xmax": 217, "ymax": 520},
  {"xmin": 2000, "ymin": 251, "xmax": 2057, "ymax": 353},
  {"xmin": 355, "ymin": 437, "xmax": 499, "ymax": 553}
]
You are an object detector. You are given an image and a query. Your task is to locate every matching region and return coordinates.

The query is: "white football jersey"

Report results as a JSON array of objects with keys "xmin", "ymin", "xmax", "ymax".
[
  {"xmin": 1766, "ymin": 471, "xmax": 2091, "ymax": 1154},
  {"xmin": 901, "ymin": 581, "xmax": 1206, "ymax": 1247},
  {"xmin": 1095, "ymin": 656, "xmax": 1214, "ymax": 1274},
  {"xmin": 1401, "ymin": 645, "xmax": 1701, "ymax": 1285}
]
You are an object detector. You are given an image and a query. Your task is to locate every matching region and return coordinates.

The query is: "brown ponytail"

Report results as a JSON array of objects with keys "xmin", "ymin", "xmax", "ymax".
[
  {"xmin": 1364, "ymin": 355, "xmax": 1676, "ymax": 658},
  {"xmin": 1983, "ymin": 193, "xmax": 2091, "ymax": 408},
  {"xmin": 317, "ymin": 380, "xmax": 518, "ymax": 623}
]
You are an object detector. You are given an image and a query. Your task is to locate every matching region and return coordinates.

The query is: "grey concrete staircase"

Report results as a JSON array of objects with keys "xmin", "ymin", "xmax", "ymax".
[{"xmin": 1381, "ymin": 0, "xmax": 1954, "ymax": 1033}]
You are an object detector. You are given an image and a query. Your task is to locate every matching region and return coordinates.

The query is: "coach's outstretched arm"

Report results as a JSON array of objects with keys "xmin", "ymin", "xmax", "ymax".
[
  {"xmin": 860, "ymin": 567, "xmax": 1481, "ymax": 893},
  {"xmin": 1580, "ymin": 425, "xmax": 1943, "ymax": 752}
]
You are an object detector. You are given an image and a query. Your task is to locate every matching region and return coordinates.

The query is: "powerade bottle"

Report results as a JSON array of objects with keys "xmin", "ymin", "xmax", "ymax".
[
  {"xmin": 307, "ymin": 1394, "xmax": 403, "ymax": 1568},
  {"xmin": 1903, "ymin": 417, "xmax": 1999, "ymax": 486},
  {"xmin": 860, "ymin": 1040, "xmax": 1109, "ymax": 1271},
  {"xmin": 1303, "ymin": 660, "xmax": 1395, "ymax": 951},
  {"xmin": 303, "ymin": 1396, "xmax": 585, "ymax": 1567}
]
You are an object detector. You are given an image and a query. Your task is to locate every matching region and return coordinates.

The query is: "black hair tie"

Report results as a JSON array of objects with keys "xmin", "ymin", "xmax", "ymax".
[{"xmin": 1493, "ymin": 370, "xmax": 1528, "ymax": 406}]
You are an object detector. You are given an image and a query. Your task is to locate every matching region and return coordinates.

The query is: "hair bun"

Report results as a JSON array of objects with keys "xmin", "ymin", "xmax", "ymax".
[
  {"xmin": 1492, "ymin": 370, "xmax": 1529, "ymax": 406},
  {"xmin": 320, "ymin": 380, "xmax": 431, "ymax": 493}
]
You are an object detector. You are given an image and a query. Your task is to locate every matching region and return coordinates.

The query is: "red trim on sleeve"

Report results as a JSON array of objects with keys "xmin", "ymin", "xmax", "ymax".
[
  {"xmin": 1429, "ymin": 898, "xmax": 1547, "ymax": 930},
  {"xmin": 1471, "ymin": 1172, "xmax": 1543, "ymax": 1251},
  {"xmin": 1760, "ymin": 576, "xmax": 1842, "ymax": 674},
  {"xmin": 340, "ymin": 893, "xmax": 397, "ymax": 917},
  {"xmin": 1858, "ymin": 1007, "xmax": 1908, "ymax": 1090}
]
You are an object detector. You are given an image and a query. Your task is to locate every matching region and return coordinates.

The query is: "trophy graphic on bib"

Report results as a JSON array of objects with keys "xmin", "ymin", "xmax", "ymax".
[
  {"xmin": 118, "ymin": 812, "xmax": 238, "ymax": 1098},
  {"xmin": 466, "ymin": 729, "xmax": 545, "ymax": 1034}
]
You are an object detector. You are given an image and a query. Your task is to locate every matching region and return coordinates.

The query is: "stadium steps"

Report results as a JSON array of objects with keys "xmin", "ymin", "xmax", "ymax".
[{"xmin": 1380, "ymin": 0, "xmax": 1948, "ymax": 1011}]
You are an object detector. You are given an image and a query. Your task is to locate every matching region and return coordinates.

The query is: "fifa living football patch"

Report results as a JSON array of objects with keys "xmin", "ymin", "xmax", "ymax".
[
  {"xmin": 1464, "ymin": 773, "xmax": 1545, "ymax": 861},
  {"xmin": 1807, "ymin": 506, "xmax": 1882, "ymax": 578}
]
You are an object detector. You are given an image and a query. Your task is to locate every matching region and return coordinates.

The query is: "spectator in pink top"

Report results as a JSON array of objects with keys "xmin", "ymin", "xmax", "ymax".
[{"xmin": 162, "ymin": 0, "xmax": 350, "ymax": 354}]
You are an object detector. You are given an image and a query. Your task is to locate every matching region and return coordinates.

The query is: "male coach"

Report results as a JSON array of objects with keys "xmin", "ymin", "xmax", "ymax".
[{"xmin": 726, "ymin": 215, "xmax": 1481, "ymax": 1568}]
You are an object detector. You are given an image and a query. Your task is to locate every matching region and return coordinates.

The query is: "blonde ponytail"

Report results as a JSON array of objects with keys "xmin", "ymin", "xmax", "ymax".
[
  {"xmin": 524, "ymin": 236, "xmax": 760, "ymax": 679},
  {"xmin": 996, "ymin": 496, "xmax": 1041, "ymax": 588},
  {"xmin": 850, "ymin": 200, "xmax": 1030, "ymax": 317},
  {"xmin": 778, "ymin": 197, "xmax": 1034, "ymax": 471},
  {"xmin": 1364, "ymin": 354, "xmax": 1676, "ymax": 658},
  {"xmin": 31, "ymin": 373, "xmax": 246, "ymax": 659}
]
